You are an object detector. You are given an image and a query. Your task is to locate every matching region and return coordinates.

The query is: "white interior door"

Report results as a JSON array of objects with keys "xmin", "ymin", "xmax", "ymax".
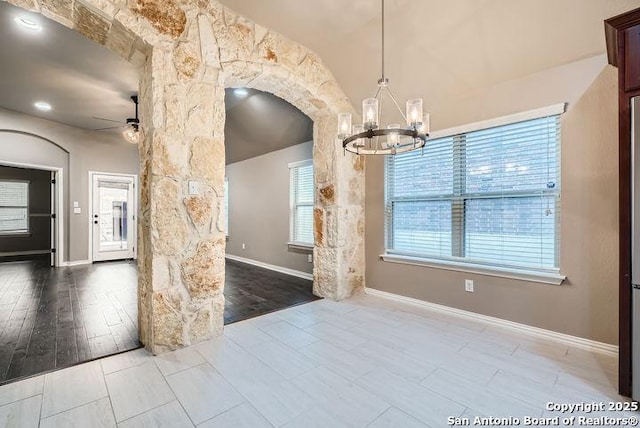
[{"xmin": 92, "ymin": 173, "xmax": 136, "ymax": 262}]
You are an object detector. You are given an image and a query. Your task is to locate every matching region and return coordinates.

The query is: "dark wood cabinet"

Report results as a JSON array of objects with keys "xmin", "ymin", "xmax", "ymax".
[
  {"xmin": 625, "ymin": 24, "xmax": 640, "ymax": 91},
  {"xmin": 605, "ymin": 7, "xmax": 640, "ymax": 397}
]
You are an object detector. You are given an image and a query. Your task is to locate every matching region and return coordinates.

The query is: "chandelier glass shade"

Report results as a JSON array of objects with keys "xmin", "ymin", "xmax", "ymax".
[{"xmin": 338, "ymin": 0, "xmax": 430, "ymax": 155}]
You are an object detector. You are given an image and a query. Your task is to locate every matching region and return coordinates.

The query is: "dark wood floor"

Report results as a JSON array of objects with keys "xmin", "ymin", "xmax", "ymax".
[
  {"xmin": 0, "ymin": 257, "xmax": 138, "ymax": 384},
  {"xmin": 0, "ymin": 256, "xmax": 318, "ymax": 383},
  {"xmin": 224, "ymin": 259, "xmax": 319, "ymax": 324}
]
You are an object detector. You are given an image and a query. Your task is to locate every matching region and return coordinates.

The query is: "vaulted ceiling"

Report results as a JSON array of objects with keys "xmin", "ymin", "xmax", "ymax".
[
  {"xmin": 2, "ymin": 0, "xmax": 637, "ymax": 155},
  {"xmin": 220, "ymin": 0, "xmax": 639, "ymax": 117}
]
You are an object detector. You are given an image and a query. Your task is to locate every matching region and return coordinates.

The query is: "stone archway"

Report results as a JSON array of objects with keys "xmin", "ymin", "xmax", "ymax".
[{"xmin": 6, "ymin": 0, "xmax": 365, "ymax": 354}]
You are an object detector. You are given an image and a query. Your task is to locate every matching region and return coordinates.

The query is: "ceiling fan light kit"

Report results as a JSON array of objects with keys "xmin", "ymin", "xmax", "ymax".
[
  {"xmin": 338, "ymin": 0, "xmax": 429, "ymax": 156},
  {"xmin": 122, "ymin": 95, "xmax": 140, "ymax": 144},
  {"xmin": 93, "ymin": 95, "xmax": 139, "ymax": 143}
]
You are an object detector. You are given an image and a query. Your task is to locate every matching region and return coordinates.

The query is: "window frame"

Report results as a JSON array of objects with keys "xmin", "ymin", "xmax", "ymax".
[
  {"xmin": 288, "ymin": 159, "xmax": 314, "ymax": 248},
  {"xmin": 224, "ymin": 177, "xmax": 229, "ymax": 237},
  {"xmin": 0, "ymin": 179, "xmax": 30, "ymax": 235},
  {"xmin": 383, "ymin": 104, "xmax": 566, "ymax": 285}
]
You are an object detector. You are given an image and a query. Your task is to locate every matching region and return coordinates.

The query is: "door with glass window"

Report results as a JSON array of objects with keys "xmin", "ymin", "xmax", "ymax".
[{"xmin": 91, "ymin": 173, "xmax": 136, "ymax": 262}]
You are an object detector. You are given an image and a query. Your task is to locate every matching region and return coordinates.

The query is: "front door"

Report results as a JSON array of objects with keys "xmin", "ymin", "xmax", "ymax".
[{"xmin": 91, "ymin": 173, "xmax": 136, "ymax": 262}]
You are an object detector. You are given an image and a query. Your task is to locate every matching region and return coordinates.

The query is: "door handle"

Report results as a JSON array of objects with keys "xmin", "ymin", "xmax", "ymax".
[{"xmin": 94, "ymin": 214, "xmax": 98, "ymax": 218}]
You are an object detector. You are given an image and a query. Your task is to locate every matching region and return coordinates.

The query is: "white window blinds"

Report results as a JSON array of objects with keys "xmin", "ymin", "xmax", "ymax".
[
  {"xmin": 385, "ymin": 114, "xmax": 561, "ymax": 272},
  {"xmin": 0, "ymin": 181, "xmax": 29, "ymax": 233},
  {"xmin": 290, "ymin": 160, "xmax": 314, "ymax": 245}
]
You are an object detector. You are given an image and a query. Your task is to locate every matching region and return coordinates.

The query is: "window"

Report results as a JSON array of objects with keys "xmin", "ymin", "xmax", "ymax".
[
  {"xmin": 0, "ymin": 180, "xmax": 29, "ymax": 234},
  {"xmin": 224, "ymin": 177, "xmax": 229, "ymax": 236},
  {"xmin": 289, "ymin": 159, "xmax": 314, "ymax": 246},
  {"xmin": 385, "ymin": 113, "xmax": 561, "ymax": 274}
]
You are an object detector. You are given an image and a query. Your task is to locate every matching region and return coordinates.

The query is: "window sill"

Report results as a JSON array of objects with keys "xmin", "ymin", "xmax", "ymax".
[
  {"xmin": 0, "ymin": 232, "xmax": 31, "ymax": 237},
  {"xmin": 380, "ymin": 253, "xmax": 566, "ymax": 285},
  {"xmin": 287, "ymin": 242, "xmax": 313, "ymax": 251}
]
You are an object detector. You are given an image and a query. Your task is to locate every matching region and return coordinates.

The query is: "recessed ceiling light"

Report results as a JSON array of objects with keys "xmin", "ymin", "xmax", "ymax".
[
  {"xmin": 14, "ymin": 16, "xmax": 42, "ymax": 32},
  {"xmin": 234, "ymin": 88, "xmax": 249, "ymax": 96},
  {"xmin": 34, "ymin": 101, "xmax": 52, "ymax": 111}
]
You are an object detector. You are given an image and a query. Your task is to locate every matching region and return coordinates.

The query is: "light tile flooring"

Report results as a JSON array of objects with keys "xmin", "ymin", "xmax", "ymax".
[{"xmin": 0, "ymin": 294, "xmax": 633, "ymax": 427}]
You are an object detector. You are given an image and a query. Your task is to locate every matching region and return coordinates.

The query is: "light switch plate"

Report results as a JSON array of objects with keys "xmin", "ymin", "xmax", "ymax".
[
  {"xmin": 188, "ymin": 180, "xmax": 199, "ymax": 195},
  {"xmin": 74, "ymin": 207, "xmax": 81, "ymax": 214},
  {"xmin": 73, "ymin": 201, "xmax": 79, "ymax": 208}
]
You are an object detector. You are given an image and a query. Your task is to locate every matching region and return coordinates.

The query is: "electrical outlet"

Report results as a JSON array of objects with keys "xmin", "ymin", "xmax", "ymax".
[
  {"xmin": 465, "ymin": 279, "xmax": 474, "ymax": 292},
  {"xmin": 242, "ymin": 243, "xmax": 246, "ymax": 250},
  {"xmin": 308, "ymin": 254, "xmax": 313, "ymax": 263}
]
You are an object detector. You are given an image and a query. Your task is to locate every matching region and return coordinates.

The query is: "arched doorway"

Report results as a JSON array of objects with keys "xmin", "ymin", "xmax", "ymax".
[{"xmin": 5, "ymin": 0, "xmax": 365, "ymax": 355}]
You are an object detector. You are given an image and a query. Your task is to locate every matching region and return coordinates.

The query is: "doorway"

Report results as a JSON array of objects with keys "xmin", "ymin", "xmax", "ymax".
[
  {"xmin": 0, "ymin": 162, "xmax": 63, "ymax": 267},
  {"xmin": 223, "ymin": 88, "xmax": 319, "ymax": 324},
  {"xmin": 90, "ymin": 172, "xmax": 136, "ymax": 262}
]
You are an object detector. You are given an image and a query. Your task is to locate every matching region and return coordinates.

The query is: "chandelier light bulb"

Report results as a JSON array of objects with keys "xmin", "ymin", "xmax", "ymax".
[
  {"xmin": 363, "ymin": 98, "xmax": 379, "ymax": 130},
  {"xmin": 387, "ymin": 124, "xmax": 400, "ymax": 147},
  {"xmin": 338, "ymin": 113, "xmax": 352, "ymax": 139},
  {"xmin": 406, "ymin": 99, "xmax": 423, "ymax": 128}
]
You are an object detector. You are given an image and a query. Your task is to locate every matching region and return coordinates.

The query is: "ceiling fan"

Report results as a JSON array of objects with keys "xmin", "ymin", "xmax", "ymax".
[{"xmin": 93, "ymin": 95, "xmax": 140, "ymax": 144}]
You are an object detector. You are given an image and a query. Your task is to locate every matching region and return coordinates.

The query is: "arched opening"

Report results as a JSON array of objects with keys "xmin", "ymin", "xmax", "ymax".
[
  {"xmin": 222, "ymin": 87, "xmax": 320, "ymax": 324},
  {"xmin": 0, "ymin": 0, "xmax": 147, "ymax": 382},
  {"xmin": 2, "ymin": 0, "xmax": 365, "ymax": 360}
]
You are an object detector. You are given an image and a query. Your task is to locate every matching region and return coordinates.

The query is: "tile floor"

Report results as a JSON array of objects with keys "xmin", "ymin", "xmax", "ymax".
[{"xmin": 0, "ymin": 294, "xmax": 632, "ymax": 427}]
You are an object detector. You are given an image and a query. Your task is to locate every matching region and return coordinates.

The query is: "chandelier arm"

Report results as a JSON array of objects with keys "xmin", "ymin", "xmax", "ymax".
[
  {"xmin": 373, "ymin": 85, "xmax": 382, "ymax": 99},
  {"xmin": 385, "ymin": 86, "xmax": 408, "ymax": 124}
]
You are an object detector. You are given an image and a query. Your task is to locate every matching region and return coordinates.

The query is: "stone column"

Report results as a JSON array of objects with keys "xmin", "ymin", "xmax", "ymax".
[
  {"xmin": 312, "ymin": 115, "xmax": 366, "ymax": 300},
  {"xmin": 137, "ymin": 18, "xmax": 227, "ymax": 354}
]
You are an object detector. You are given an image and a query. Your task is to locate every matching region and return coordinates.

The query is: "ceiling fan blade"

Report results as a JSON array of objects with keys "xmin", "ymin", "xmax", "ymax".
[
  {"xmin": 94, "ymin": 125, "xmax": 126, "ymax": 131},
  {"xmin": 92, "ymin": 116, "xmax": 124, "ymax": 124}
]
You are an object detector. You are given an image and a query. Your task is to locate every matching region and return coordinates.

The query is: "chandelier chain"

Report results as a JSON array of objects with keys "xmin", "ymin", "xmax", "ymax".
[{"xmin": 381, "ymin": 0, "xmax": 385, "ymax": 81}]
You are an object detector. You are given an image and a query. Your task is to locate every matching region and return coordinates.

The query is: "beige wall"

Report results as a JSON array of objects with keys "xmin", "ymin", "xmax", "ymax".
[
  {"xmin": 365, "ymin": 54, "xmax": 620, "ymax": 345},
  {"xmin": 0, "ymin": 107, "xmax": 139, "ymax": 262},
  {"xmin": 226, "ymin": 141, "xmax": 314, "ymax": 274}
]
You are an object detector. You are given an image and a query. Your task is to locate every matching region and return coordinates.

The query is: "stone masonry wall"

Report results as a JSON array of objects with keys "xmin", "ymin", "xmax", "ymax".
[{"xmin": 5, "ymin": 0, "xmax": 365, "ymax": 353}]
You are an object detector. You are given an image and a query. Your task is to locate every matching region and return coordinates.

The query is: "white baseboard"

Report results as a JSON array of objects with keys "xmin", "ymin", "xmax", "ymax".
[
  {"xmin": 365, "ymin": 288, "xmax": 618, "ymax": 356},
  {"xmin": 64, "ymin": 260, "xmax": 91, "ymax": 267},
  {"xmin": 0, "ymin": 250, "xmax": 51, "ymax": 257},
  {"xmin": 225, "ymin": 254, "xmax": 313, "ymax": 281}
]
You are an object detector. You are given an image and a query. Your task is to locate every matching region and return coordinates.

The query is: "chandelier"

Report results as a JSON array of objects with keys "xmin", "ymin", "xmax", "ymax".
[{"xmin": 338, "ymin": 0, "xmax": 430, "ymax": 155}]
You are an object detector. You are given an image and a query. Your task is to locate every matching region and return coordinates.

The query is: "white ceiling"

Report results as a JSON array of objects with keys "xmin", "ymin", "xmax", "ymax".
[
  {"xmin": 225, "ymin": 88, "xmax": 313, "ymax": 164},
  {"xmin": 0, "ymin": 1, "xmax": 139, "ymax": 133},
  {"xmin": 0, "ymin": 0, "xmax": 313, "ymax": 157},
  {"xmin": 4, "ymin": 0, "xmax": 637, "ymax": 152},
  {"xmin": 220, "ymin": 0, "xmax": 640, "ymax": 118}
]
